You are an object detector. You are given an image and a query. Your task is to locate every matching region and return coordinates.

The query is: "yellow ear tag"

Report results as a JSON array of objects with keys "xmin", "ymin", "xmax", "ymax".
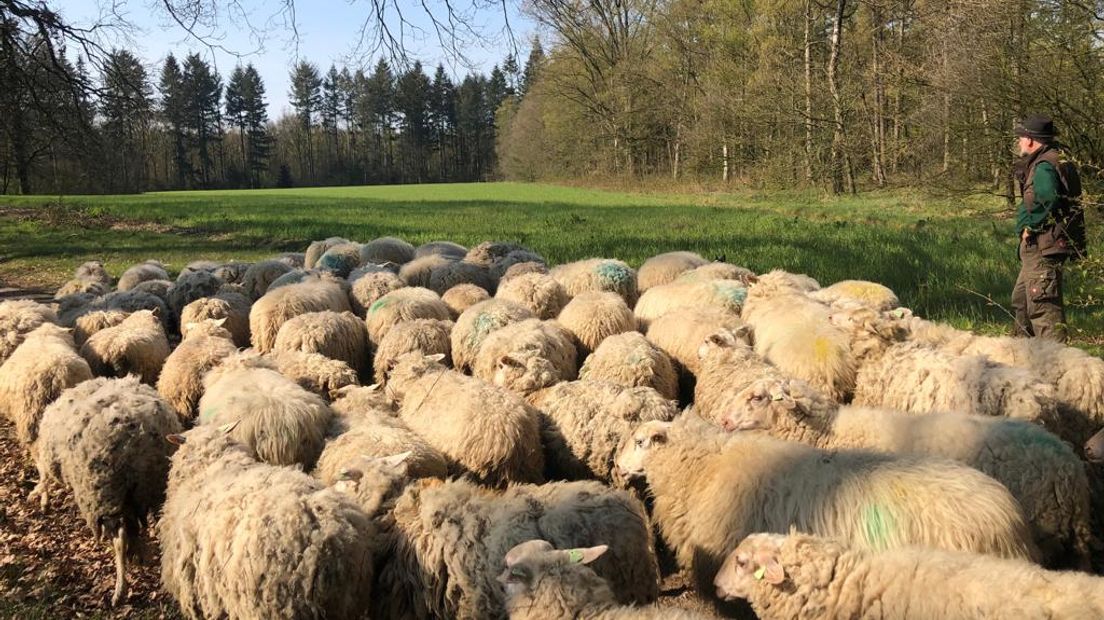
[
  {"xmin": 754, "ymin": 567, "xmax": 766, "ymax": 580},
  {"xmin": 567, "ymin": 549, "xmax": 584, "ymax": 563}
]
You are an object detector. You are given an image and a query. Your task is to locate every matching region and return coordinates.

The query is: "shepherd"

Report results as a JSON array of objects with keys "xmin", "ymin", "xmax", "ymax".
[{"xmin": 1011, "ymin": 114, "xmax": 1086, "ymax": 343}]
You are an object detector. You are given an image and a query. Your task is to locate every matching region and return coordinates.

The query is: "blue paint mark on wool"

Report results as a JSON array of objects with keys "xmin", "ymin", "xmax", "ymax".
[
  {"xmin": 467, "ymin": 312, "xmax": 498, "ymax": 347},
  {"xmin": 711, "ymin": 282, "xmax": 748, "ymax": 306},
  {"xmin": 595, "ymin": 261, "xmax": 632, "ymax": 288}
]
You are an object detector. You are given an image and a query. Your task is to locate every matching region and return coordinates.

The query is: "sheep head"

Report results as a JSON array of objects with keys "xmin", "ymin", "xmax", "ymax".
[
  {"xmin": 719, "ymin": 378, "xmax": 834, "ymax": 439},
  {"xmin": 498, "ymin": 539, "xmax": 610, "ymax": 603},
  {"xmin": 1085, "ymin": 427, "xmax": 1104, "ymax": 464},
  {"xmin": 697, "ymin": 326, "xmax": 753, "ymax": 361},
  {"xmin": 613, "ymin": 420, "xmax": 671, "ymax": 480},
  {"xmin": 714, "ymin": 533, "xmax": 788, "ymax": 601}
]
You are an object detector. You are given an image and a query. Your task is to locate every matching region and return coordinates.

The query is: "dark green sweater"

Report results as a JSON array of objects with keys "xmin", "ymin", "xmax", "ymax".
[{"xmin": 1016, "ymin": 161, "xmax": 1061, "ymax": 234}]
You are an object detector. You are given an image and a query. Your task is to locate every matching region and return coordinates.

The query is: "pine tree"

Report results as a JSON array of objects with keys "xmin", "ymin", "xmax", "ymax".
[
  {"xmin": 225, "ymin": 65, "xmax": 249, "ymax": 185},
  {"xmin": 182, "ymin": 53, "xmax": 223, "ymax": 188},
  {"xmin": 159, "ymin": 54, "xmax": 190, "ymax": 188},
  {"xmin": 289, "ymin": 60, "xmax": 323, "ymax": 182},
  {"xmin": 100, "ymin": 49, "xmax": 152, "ymax": 192},
  {"xmin": 487, "ymin": 66, "xmax": 509, "ymax": 116},
  {"xmin": 502, "ymin": 53, "xmax": 520, "ymax": 96},
  {"xmin": 321, "ymin": 64, "xmax": 342, "ymax": 177},
  {"xmin": 429, "ymin": 65, "xmax": 457, "ymax": 180},
  {"xmin": 395, "ymin": 61, "xmax": 432, "ymax": 182},
  {"xmin": 362, "ymin": 59, "xmax": 395, "ymax": 181},
  {"xmin": 456, "ymin": 74, "xmax": 488, "ymax": 180},
  {"xmin": 242, "ymin": 65, "xmax": 271, "ymax": 187},
  {"xmin": 520, "ymin": 37, "xmax": 544, "ymax": 97}
]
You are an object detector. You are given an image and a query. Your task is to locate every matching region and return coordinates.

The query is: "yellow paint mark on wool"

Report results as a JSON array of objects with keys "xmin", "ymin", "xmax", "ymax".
[{"xmin": 813, "ymin": 336, "xmax": 832, "ymax": 362}]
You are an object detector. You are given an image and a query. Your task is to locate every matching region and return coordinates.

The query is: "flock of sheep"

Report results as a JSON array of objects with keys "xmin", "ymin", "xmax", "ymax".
[{"xmin": 1, "ymin": 236, "xmax": 1103, "ymax": 619}]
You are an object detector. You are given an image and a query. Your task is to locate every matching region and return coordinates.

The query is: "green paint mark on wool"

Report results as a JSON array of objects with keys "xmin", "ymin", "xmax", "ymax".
[
  {"xmin": 711, "ymin": 282, "xmax": 747, "ymax": 306},
  {"xmin": 595, "ymin": 261, "xmax": 631, "ymax": 287},
  {"xmin": 199, "ymin": 407, "xmax": 218, "ymax": 424},
  {"xmin": 863, "ymin": 503, "xmax": 895, "ymax": 550},
  {"xmin": 369, "ymin": 297, "xmax": 391, "ymax": 314},
  {"xmin": 467, "ymin": 312, "xmax": 498, "ymax": 347},
  {"xmin": 1009, "ymin": 422, "xmax": 1070, "ymax": 454}
]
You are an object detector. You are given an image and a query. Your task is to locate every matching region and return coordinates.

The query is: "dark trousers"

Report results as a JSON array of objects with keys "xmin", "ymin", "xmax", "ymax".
[{"xmin": 1011, "ymin": 238, "xmax": 1067, "ymax": 342}]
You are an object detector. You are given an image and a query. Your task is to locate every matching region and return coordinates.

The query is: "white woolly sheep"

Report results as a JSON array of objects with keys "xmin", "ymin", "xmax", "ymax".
[
  {"xmin": 676, "ymin": 262, "xmax": 756, "ymax": 285},
  {"xmin": 314, "ymin": 407, "xmax": 448, "ymax": 483},
  {"xmin": 249, "ymin": 279, "xmax": 352, "ymax": 353},
  {"xmin": 474, "ymin": 318, "xmax": 578, "ymax": 396},
  {"xmin": 304, "ymin": 236, "xmax": 351, "ymax": 269},
  {"xmin": 809, "ymin": 279, "xmax": 900, "ymax": 310},
  {"xmin": 634, "ymin": 279, "xmax": 747, "ymax": 329},
  {"xmin": 348, "ymin": 261, "xmax": 399, "ymax": 281},
  {"xmin": 158, "ymin": 424, "xmax": 375, "ymax": 620},
  {"xmin": 361, "ymin": 235, "xmax": 416, "ymax": 265},
  {"xmin": 557, "ymin": 291, "xmax": 634, "ymax": 361},
  {"xmin": 197, "ymin": 360, "xmax": 333, "ymax": 468},
  {"xmin": 551, "ymin": 258, "xmax": 638, "ymax": 307},
  {"xmin": 464, "ymin": 241, "xmax": 542, "ymax": 268},
  {"xmin": 614, "ymin": 416, "xmax": 1040, "ymax": 597},
  {"xmin": 427, "ymin": 260, "xmax": 497, "ymax": 296},
  {"xmin": 317, "ymin": 242, "xmax": 365, "ymax": 278},
  {"xmin": 264, "ymin": 349, "xmax": 360, "ymax": 401},
  {"xmin": 349, "ymin": 270, "xmax": 406, "ymax": 317},
  {"xmin": 276, "ymin": 252, "xmax": 305, "ymax": 268},
  {"xmin": 578, "ymin": 331, "xmax": 679, "ymax": 401},
  {"xmin": 241, "ymin": 259, "xmax": 293, "ymax": 300},
  {"xmin": 398, "ymin": 253, "xmax": 455, "ymax": 288},
  {"xmin": 388, "ymin": 353, "xmax": 543, "ymax": 485},
  {"xmin": 364, "ymin": 286, "xmax": 452, "ymax": 346},
  {"xmin": 72, "ymin": 309, "xmax": 129, "ymax": 347},
  {"xmin": 637, "ymin": 251, "xmax": 710, "ymax": 293},
  {"xmin": 722, "ymin": 377, "xmax": 1093, "ymax": 569},
  {"xmin": 0, "ymin": 323, "xmax": 93, "ymax": 449},
  {"xmin": 373, "ymin": 318, "xmax": 452, "ymax": 384},
  {"xmin": 644, "ymin": 306, "xmax": 747, "ymax": 380},
  {"xmin": 33, "ymin": 376, "xmax": 181, "ymax": 606},
  {"xmin": 166, "ymin": 270, "xmax": 224, "ymax": 325},
  {"xmin": 80, "ymin": 310, "xmax": 170, "ymax": 384},
  {"xmin": 742, "ymin": 279, "xmax": 855, "ymax": 401},
  {"xmin": 374, "ymin": 477, "xmax": 659, "ymax": 619},
  {"xmin": 745, "ymin": 268, "xmax": 820, "ymax": 295},
  {"xmin": 715, "ymin": 532, "xmax": 1104, "ymax": 620},
  {"xmin": 211, "ymin": 261, "xmax": 250, "ymax": 284},
  {"xmin": 451, "ymin": 298, "xmax": 535, "ymax": 372},
  {"xmin": 55, "ymin": 278, "xmax": 111, "ymax": 298},
  {"xmin": 500, "ymin": 540, "xmax": 708, "ymax": 620},
  {"xmin": 73, "ymin": 260, "xmax": 113, "ymax": 285},
  {"xmin": 442, "ymin": 283, "xmax": 491, "ymax": 318},
  {"xmin": 496, "ymin": 272, "xmax": 569, "ymax": 320},
  {"xmin": 179, "ymin": 289, "xmax": 251, "ymax": 348},
  {"xmin": 116, "ymin": 260, "xmax": 169, "ymax": 291},
  {"xmin": 156, "ymin": 319, "xmax": 237, "ymax": 421},
  {"xmin": 274, "ymin": 310, "xmax": 369, "ymax": 378},
  {"xmin": 331, "ymin": 383, "xmax": 396, "ymax": 419},
  {"xmin": 692, "ymin": 331, "xmax": 781, "ymax": 424},
  {"xmin": 500, "ymin": 260, "xmax": 550, "ymax": 283},
  {"xmin": 0, "ymin": 299, "xmax": 58, "ymax": 366},
  {"xmin": 528, "ymin": 380, "xmax": 677, "ymax": 482},
  {"xmin": 415, "ymin": 240, "xmax": 468, "ymax": 259}
]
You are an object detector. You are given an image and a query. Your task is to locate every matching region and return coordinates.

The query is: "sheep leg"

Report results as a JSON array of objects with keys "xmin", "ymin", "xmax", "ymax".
[
  {"xmin": 111, "ymin": 527, "xmax": 127, "ymax": 607},
  {"xmin": 28, "ymin": 481, "xmax": 48, "ymax": 511}
]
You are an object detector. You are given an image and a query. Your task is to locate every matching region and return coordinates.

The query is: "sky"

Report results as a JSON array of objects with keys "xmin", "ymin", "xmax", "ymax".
[{"xmin": 54, "ymin": 0, "xmax": 537, "ymax": 118}]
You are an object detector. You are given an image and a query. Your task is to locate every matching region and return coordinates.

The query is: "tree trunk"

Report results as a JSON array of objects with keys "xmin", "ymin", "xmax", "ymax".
[
  {"xmin": 722, "ymin": 141, "xmax": 730, "ymax": 182},
  {"xmin": 826, "ymin": 0, "xmax": 849, "ymax": 194},
  {"xmin": 870, "ymin": 1, "xmax": 887, "ymax": 187},
  {"xmin": 803, "ymin": 0, "xmax": 815, "ymax": 183}
]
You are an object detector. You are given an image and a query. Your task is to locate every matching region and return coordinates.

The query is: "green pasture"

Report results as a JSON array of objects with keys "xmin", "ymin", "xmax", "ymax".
[{"xmin": 1, "ymin": 182, "xmax": 1100, "ymax": 350}]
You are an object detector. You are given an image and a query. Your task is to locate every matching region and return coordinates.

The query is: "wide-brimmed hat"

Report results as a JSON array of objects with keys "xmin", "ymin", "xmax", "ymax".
[{"xmin": 1014, "ymin": 114, "xmax": 1058, "ymax": 142}]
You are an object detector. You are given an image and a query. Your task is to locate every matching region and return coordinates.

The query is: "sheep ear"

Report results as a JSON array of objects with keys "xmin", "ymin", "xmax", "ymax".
[
  {"xmin": 648, "ymin": 426, "xmax": 669, "ymax": 445},
  {"xmin": 334, "ymin": 385, "xmax": 357, "ymax": 396},
  {"xmin": 150, "ymin": 306, "xmax": 163, "ymax": 319},
  {"xmin": 733, "ymin": 324, "xmax": 753, "ymax": 342},
  {"xmin": 381, "ymin": 451, "xmax": 412, "ymax": 467},
  {"xmin": 217, "ymin": 420, "xmax": 240, "ymax": 434},
  {"xmin": 213, "ymin": 317, "xmax": 227, "ymax": 327},
  {"xmin": 566, "ymin": 545, "xmax": 609, "ymax": 565},
  {"xmin": 498, "ymin": 354, "xmax": 524, "ymax": 369},
  {"xmin": 165, "ymin": 433, "xmax": 186, "ymax": 445},
  {"xmin": 424, "ymin": 353, "xmax": 446, "ymax": 363},
  {"xmin": 505, "ymin": 540, "xmax": 554, "ymax": 567},
  {"xmin": 762, "ymin": 559, "xmax": 785, "ymax": 585},
  {"xmin": 365, "ymin": 383, "xmax": 381, "ymax": 392}
]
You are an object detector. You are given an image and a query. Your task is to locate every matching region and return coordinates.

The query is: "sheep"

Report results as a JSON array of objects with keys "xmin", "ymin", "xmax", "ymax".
[
  {"xmin": 464, "ymin": 241, "xmax": 543, "ymax": 269},
  {"xmin": 264, "ymin": 349, "xmax": 360, "ymax": 401},
  {"xmin": 314, "ymin": 408, "xmax": 448, "ymax": 483},
  {"xmin": 80, "ymin": 310, "xmax": 170, "ymax": 385},
  {"xmin": 249, "ymin": 279, "xmax": 352, "ymax": 353},
  {"xmin": 178, "ymin": 289, "xmax": 251, "ymax": 348},
  {"xmin": 72, "ymin": 309, "xmax": 129, "ymax": 347},
  {"xmin": 1087, "ymin": 426, "xmax": 1104, "ymax": 462},
  {"xmin": 0, "ymin": 323, "xmax": 93, "ymax": 449},
  {"xmin": 715, "ymin": 532, "xmax": 1104, "ymax": 620},
  {"xmin": 474, "ymin": 318, "xmax": 578, "ymax": 396},
  {"xmin": 349, "ymin": 270, "xmax": 406, "ymax": 317},
  {"xmin": 156, "ymin": 319, "xmax": 238, "ymax": 422},
  {"xmin": 33, "ymin": 376, "xmax": 181, "ymax": 606},
  {"xmin": 374, "ymin": 477, "xmax": 659, "ymax": 619},
  {"xmin": 416, "ymin": 240, "xmax": 468, "ymax": 259},
  {"xmin": 373, "ymin": 318, "xmax": 452, "ymax": 384},
  {"xmin": 275, "ymin": 251, "xmax": 305, "ymax": 268},
  {"xmin": 489, "ymin": 250, "xmax": 548, "ymax": 281},
  {"xmin": 349, "ymin": 261, "xmax": 399, "ymax": 281},
  {"xmin": 528, "ymin": 380, "xmax": 677, "ymax": 482},
  {"xmin": 578, "ymin": 332, "xmax": 679, "ymax": 401},
  {"xmin": 361, "ymin": 235, "xmax": 416, "ymax": 265},
  {"xmin": 178, "ymin": 260, "xmax": 221, "ymax": 278},
  {"xmin": 95, "ymin": 289, "xmax": 170, "ymax": 319},
  {"xmin": 73, "ymin": 260, "xmax": 113, "ymax": 286},
  {"xmin": 158, "ymin": 423, "xmax": 375, "ymax": 620},
  {"xmin": 0, "ymin": 299, "xmax": 58, "ymax": 366},
  {"xmin": 676, "ymin": 262, "xmax": 756, "ymax": 285},
  {"xmin": 741, "ymin": 278, "xmax": 856, "ymax": 401},
  {"xmin": 496, "ymin": 272, "xmax": 568, "ymax": 320},
  {"xmin": 317, "ymin": 242, "xmax": 365, "ymax": 278},
  {"xmin": 56, "ymin": 292, "xmax": 99, "ymax": 326},
  {"xmin": 442, "ymin": 283, "xmax": 491, "ymax": 318},
  {"xmin": 451, "ymin": 298, "xmax": 535, "ymax": 372},
  {"xmin": 721, "ymin": 377, "xmax": 1094, "ymax": 569},
  {"xmin": 116, "ymin": 259, "xmax": 169, "ymax": 291},
  {"xmin": 500, "ymin": 261, "xmax": 549, "ymax": 283},
  {"xmin": 634, "ymin": 279, "xmax": 747, "ymax": 329},
  {"xmin": 130, "ymin": 279, "xmax": 173, "ymax": 302},
  {"xmin": 364, "ymin": 286, "xmax": 452, "ymax": 346},
  {"xmin": 644, "ymin": 306, "xmax": 747, "ymax": 379},
  {"xmin": 389, "ymin": 353, "xmax": 544, "ymax": 485},
  {"xmin": 211, "ymin": 261, "xmax": 250, "ymax": 284},
  {"xmin": 551, "ymin": 258, "xmax": 638, "ymax": 307},
  {"xmin": 304, "ymin": 236, "xmax": 351, "ymax": 269},
  {"xmin": 241, "ymin": 259, "xmax": 293, "ymax": 300},
  {"xmin": 55, "ymin": 277, "xmax": 110, "ymax": 298},
  {"xmin": 744, "ymin": 268, "xmax": 820, "ymax": 296},
  {"xmin": 557, "ymin": 291, "xmax": 634, "ymax": 361},
  {"xmin": 637, "ymin": 251, "xmax": 710, "ymax": 293},
  {"xmin": 166, "ymin": 270, "xmax": 224, "ymax": 325},
  {"xmin": 692, "ymin": 331, "xmax": 782, "ymax": 424},
  {"xmin": 613, "ymin": 417, "xmax": 1040, "ymax": 598},
  {"xmin": 197, "ymin": 359, "xmax": 333, "ymax": 468},
  {"xmin": 398, "ymin": 253, "xmax": 455, "ymax": 288},
  {"xmin": 273, "ymin": 310, "xmax": 369, "ymax": 378},
  {"xmin": 331, "ymin": 383, "xmax": 396, "ymax": 420},
  {"xmin": 809, "ymin": 279, "xmax": 900, "ymax": 310},
  {"xmin": 427, "ymin": 260, "xmax": 497, "ymax": 296},
  {"xmin": 500, "ymin": 540, "xmax": 708, "ymax": 620}
]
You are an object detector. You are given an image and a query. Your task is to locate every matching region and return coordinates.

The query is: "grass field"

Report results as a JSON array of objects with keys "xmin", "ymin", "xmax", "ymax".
[{"xmin": 1, "ymin": 181, "xmax": 1101, "ymax": 350}]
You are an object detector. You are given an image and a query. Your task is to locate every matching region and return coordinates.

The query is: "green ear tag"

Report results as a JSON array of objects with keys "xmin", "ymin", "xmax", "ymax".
[
  {"xmin": 754, "ymin": 567, "xmax": 766, "ymax": 580},
  {"xmin": 567, "ymin": 549, "xmax": 584, "ymax": 563}
]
